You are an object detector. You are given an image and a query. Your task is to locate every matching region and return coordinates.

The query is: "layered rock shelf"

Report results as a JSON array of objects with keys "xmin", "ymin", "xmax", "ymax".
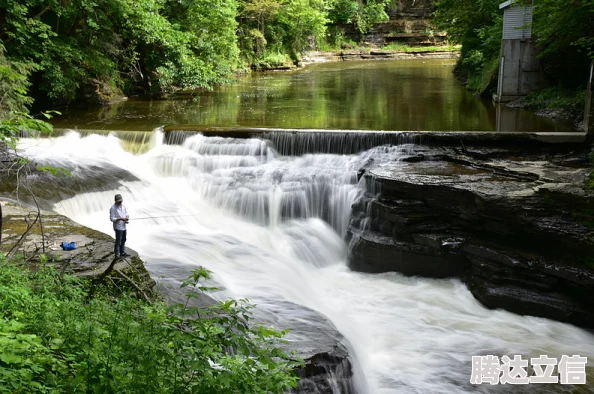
[
  {"xmin": 0, "ymin": 199, "xmax": 153, "ymax": 285},
  {"xmin": 347, "ymin": 145, "xmax": 594, "ymax": 328},
  {"xmin": 300, "ymin": 50, "xmax": 458, "ymax": 65},
  {"xmin": 336, "ymin": 0, "xmax": 446, "ymax": 47}
]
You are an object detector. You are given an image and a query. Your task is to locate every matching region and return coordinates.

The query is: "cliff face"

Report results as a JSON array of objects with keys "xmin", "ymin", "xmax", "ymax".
[
  {"xmin": 346, "ymin": 145, "xmax": 594, "ymax": 328},
  {"xmin": 339, "ymin": 0, "xmax": 447, "ymax": 47}
]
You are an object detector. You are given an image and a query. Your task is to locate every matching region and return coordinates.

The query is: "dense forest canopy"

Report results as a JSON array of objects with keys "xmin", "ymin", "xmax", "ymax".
[{"xmin": 0, "ymin": 0, "xmax": 392, "ymax": 108}]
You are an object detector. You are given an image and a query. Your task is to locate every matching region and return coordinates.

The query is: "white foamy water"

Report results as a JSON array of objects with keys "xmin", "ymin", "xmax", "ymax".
[{"xmin": 17, "ymin": 130, "xmax": 594, "ymax": 393}]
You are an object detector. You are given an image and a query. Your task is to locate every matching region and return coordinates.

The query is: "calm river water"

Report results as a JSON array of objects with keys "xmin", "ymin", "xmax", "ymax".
[{"xmin": 51, "ymin": 59, "xmax": 573, "ymax": 132}]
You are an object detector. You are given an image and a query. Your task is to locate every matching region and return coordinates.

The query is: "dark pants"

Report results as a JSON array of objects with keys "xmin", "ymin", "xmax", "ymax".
[{"xmin": 114, "ymin": 230, "xmax": 127, "ymax": 256}]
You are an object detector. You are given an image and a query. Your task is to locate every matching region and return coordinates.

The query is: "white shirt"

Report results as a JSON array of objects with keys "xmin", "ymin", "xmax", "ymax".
[{"xmin": 110, "ymin": 203, "xmax": 128, "ymax": 231}]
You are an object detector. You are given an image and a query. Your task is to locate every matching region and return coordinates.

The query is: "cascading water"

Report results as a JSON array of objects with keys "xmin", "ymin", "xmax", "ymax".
[{"xmin": 16, "ymin": 129, "xmax": 594, "ymax": 394}]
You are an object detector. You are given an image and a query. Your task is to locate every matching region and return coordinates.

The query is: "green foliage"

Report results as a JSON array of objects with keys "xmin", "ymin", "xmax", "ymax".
[
  {"xmin": 524, "ymin": 86, "xmax": 587, "ymax": 113},
  {"xmin": 318, "ymin": 26, "xmax": 355, "ymax": 50},
  {"xmin": 327, "ymin": 0, "xmax": 359, "ymax": 24},
  {"xmin": 353, "ymin": 0, "xmax": 390, "ymax": 34},
  {"xmin": 527, "ymin": 0, "xmax": 594, "ymax": 86},
  {"xmin": 433, "ymin": 0, "xmax": 594, "ymax": 92},
  {"xmin": 432, "ymin": 0, "xmax": 502, "ymax": 94},
  {"xmin": 381, "ymin": 43, "xmax": 461, "ymax": 52},
  {"xmin": 0, "ymin": 45, "xmax": 34, "ymax": 114},
  {"xmin": 1, "ymin": 0, "xmax": 241, "ymax": 102},
  {"xmin": 326, "ymin": 0, "xmax": 390, "ymax": 34},
  {"xmin": 252, "ymin": 51, "xmax": 294, "ymax": 70},
  {"xmin": 238, "ymin": 0, "xmax": 329, "ymax": 64},
  {"xmin": 0, "ymin": 44, "xmax": 55, "ymax": 149},
  {"xmin": 0, "ymin": 256, "xmax": 302, "ymax": 393},
  {"xmin": 528, "ymin": 0, "xmax": 594, "ymax": 59},
  {"xmin": 464, "ymin": 53, "xmax": 500, "ymax": 93}
]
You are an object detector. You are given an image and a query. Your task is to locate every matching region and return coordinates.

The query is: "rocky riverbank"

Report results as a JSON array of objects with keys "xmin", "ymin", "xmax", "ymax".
[
  {"xmin": 0, "ymin": 199, "xmax": 154, "ymax": 290},
  {"xmin": 248, "ymin": 48, "xmax": 459, "ymax": 72},
  {"xmin": 507, "ymin": 96, "xmax": 586, "ymax": 131},
  {"xmin": 300, "ymin": 49, "xmax": 459, "ymax": 66},
  {"xmin": 347, "ymin": 144, "xmax": 594, "ymax": 328},
  {"xmin": 0, "ymin": 198, "xmax": 353, "ymax": 393}
]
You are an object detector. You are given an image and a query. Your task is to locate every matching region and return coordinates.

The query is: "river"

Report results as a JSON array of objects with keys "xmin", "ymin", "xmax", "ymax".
[
  {"xmin": 17, "ymin": 60, "xmax": 594, "ymax": 393},
  {"xmin": 51, "ymin": 59, "xmax": 574, "ymax": 133}
]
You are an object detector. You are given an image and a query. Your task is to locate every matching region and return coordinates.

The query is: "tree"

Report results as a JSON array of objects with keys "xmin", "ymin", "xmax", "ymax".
[
  {"xmin": 0, "ymin": 0, "xmax": 241, "ymax": 103},
  {"xmin": 529, "ymin": 0, "xmax": 594, "ymax": 86},
  {"xmin": 0, "ymin": 44, "xmax": 52, "ymax": 149},
  {"xmin": 238, "ymin": 0, "xmax": 329, "ymax": 62},
  {"xmin": 432, "ymin": 0, "xmax": 503, "ymax": 93}
]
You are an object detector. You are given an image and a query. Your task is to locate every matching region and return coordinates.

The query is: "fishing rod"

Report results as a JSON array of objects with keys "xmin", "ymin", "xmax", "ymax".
[{"xmin": 128, "ymin": 214, "xmax": 198, "ymax": 220}]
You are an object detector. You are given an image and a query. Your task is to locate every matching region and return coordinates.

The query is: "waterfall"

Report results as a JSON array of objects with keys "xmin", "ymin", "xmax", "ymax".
[
  {"xmin": 15, "ymin": 129, "xmax": 594, "ymax": 394},
  {"xmin": 164, "ymin": 129, "xmax": 422, "ymax": 155}
]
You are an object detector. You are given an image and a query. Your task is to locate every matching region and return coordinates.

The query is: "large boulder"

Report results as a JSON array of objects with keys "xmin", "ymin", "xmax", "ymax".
[{"xmin": 252, "ymin": 301, "xmax": 354, "ymax": 394}]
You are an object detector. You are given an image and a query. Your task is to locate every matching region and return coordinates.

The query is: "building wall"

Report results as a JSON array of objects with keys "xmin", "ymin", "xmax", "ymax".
[{"xmin": 495, "ymin": 39, "xmax": 545, "ymax": 102}]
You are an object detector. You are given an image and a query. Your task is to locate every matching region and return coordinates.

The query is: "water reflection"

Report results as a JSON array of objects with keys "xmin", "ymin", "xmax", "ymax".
[{"xmin": 52, "ymin": 59, "xmax": 574, "ymax": 132}]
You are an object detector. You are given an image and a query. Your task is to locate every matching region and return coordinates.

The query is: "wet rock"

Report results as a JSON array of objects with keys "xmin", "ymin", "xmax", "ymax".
[
  {"xmin": 348, "ymin": 146, "xmax": 594, "ymax": 328},
  {"xmin": 463, "ymin": 244, "xmax": 594, "ymax": 328},
  {"xmin": 0, "ymin": 199, "xmax": 155, "ymax": 293},
  {"xmin": 154, "ymin": 270, "xmax": 355, "ymax": 393},
  {"xmin": 253, "ymin": 301, "xmax": 354, "ymax": 394},
  {"xmin": 81, "ymin": 78, "xmax": 128, "ymax": 105},
  {"xmin": 0, "ymin": 160, "xmax": 139, "ymax": 209},
  {"xmin": 348, "ymin": 231, "xmax": 469, "ymax": 277}
]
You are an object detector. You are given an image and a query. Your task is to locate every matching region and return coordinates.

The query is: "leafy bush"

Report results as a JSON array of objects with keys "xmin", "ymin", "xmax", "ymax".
[
  {"xmin": 1, "ymin": 0, "xmax": 240, "ymax": 103},
  {"xmin": 0, "ymin": 44, "xmax": 55, "ymax": 149},
  {"xmin": 253, "ymin": 51, "xmax": 294, "ymax": 69},
  {"xmin": 327, "ymin": 0, "xmax": 359, "ymax": 24},
  {"xmin": 464, "ymin": 53, "xmax": 500, "ymax": 93},
  {"xmin": 381, "ymin": 43, "xmax": 461, "ymax": 52},
  {"xmin": 354, "ymin": 0, "xmax": 390, "ymax": 34},
  {"xmin": 524, "ymin": 86, "xmax": 587, "ymax": 113},
  {"xmin": 0, "ymin": 255, "xmax": 302, "ymax": 393}
]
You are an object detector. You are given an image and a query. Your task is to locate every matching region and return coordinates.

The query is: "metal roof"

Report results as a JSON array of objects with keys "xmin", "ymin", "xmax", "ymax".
[
  {"xmin": 502, "ymin": 5, "xmax": 533, "ymax": 39},
  {"xmin": 499, "ymin": 0, "xmax": 514, "ymax": 9}
]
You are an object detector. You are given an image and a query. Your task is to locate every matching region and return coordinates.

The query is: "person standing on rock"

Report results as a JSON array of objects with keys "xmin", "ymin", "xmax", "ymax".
[{"xmin": 110, "ymin": 194, "xmax": 130, "ymax": 258}]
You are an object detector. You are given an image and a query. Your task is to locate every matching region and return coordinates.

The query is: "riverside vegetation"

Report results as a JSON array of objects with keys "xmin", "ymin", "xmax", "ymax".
[
  {"xmin": 432, "ymin": 0, "xmax": 593, "ymax": 118},
  {"xmin": 0, "ymin": 0, "xmax": 393, "ymax": 107},
  {"xmin": 0, "ymin": 255, "xmax": 302, "ymax": 393}
]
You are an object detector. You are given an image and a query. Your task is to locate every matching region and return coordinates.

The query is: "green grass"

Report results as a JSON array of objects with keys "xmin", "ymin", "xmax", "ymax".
[
  {"xmin": 524, "ymin": 86, "xmax": 587, "ymax": 114},
  {"xmin": 315, "ymin": 37, "xmax": 460, "ymax": 53},
  {"xmin": 251, "ymin": 51, "xmax": 294, "ymax": 70},
  {"xmin": 380, "ymin": 43, "xmax": 461, "ymax": 53},
  {"xmin": 0, "ymin": 254, "xmax": 302, "ymax": 393},
  {"xmin": 464, "ymin": 54, "xmax": 500, "ymax": 94}
]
